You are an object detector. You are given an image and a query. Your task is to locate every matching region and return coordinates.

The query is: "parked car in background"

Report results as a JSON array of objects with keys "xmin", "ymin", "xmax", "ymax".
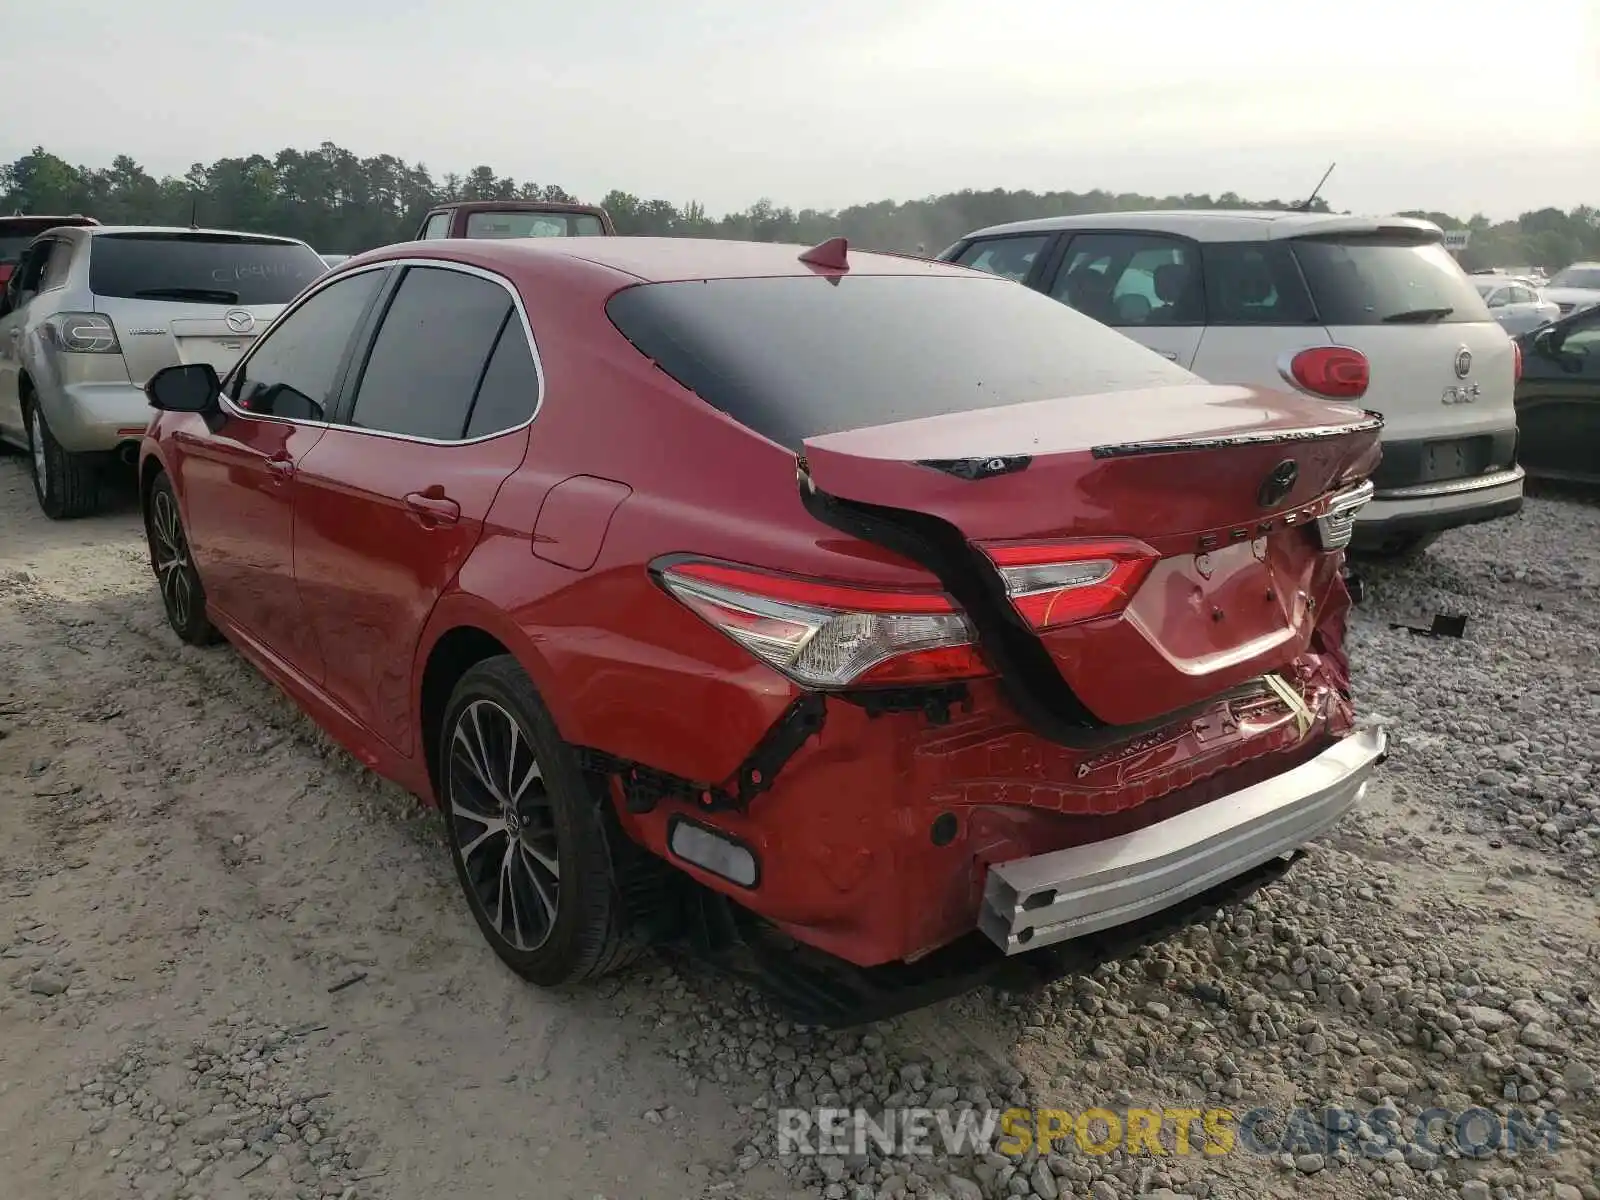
[
  {"xmin": 1544, "ymin": 263, "xmax": 1600, "ymax": 317},
  {"xmin": 940, "ymin": 211, "xmax": 1524, "ymax": 560},
  {"xmin": 0, "ymin": 213, "xmax": 99, "ymax": 288},
  {"xmin": 135, "ymin": 236, "xmax": 1384, "ymax": 1003},
  {"xmin": 0, "ymin": 225, "xmax": 326, "ymax": 518},
  {"xmin": 1513, "ymin": 304, "xmax": 1600, "ymax": 485},
  {"xmin": 1471, "ymin": 275, "xmax": 1560, "ymax": 335},
  {"xmin": 413, "ymin": 200, "xmax": 615, "ymax": 241}
]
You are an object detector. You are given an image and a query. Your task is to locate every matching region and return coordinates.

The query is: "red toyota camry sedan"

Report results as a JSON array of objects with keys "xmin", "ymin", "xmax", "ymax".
[{"xmin": 138, "ymin": 236, "xmax": 1386, "ymax": 1007}]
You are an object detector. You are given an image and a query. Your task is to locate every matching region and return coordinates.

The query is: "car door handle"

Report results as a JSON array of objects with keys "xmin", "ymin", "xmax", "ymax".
[
  {"xmin": 1159, "ymin": 350, "xmax": 1179, "ymax": 360},
  {"xmin": 404, "ymin": 491, "xmax": 461, "ymax": 525},
  {"xmin": 266, "ymin": 455, "xmax": 295, "ymax": 479}
]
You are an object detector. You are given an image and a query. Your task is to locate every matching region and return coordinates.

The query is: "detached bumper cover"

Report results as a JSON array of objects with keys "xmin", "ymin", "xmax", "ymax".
[{"xmin": 979, "ymin": 725, "xmax": 1386, "ymax": 954}]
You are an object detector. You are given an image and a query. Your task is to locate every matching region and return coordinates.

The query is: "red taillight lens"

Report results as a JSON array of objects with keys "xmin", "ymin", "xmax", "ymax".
[
  {"xmin": 1512, "ymin": 340, "xmax": 1523, "ymax": 383},
  {"xmin": 656, "ymin": 559, "xmax": 989, "ymax": 689},
  {"xmin": 979, "ymin": 538, "xmax": 1159, "ymax": 632},
  {"xmin": 1285, "ymin": 346, "xmax": 1370, "ymax": 400}
]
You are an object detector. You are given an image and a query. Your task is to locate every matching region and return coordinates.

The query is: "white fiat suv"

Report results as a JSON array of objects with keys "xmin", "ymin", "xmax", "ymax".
[{"xmin": 939, "ymin": 211, "xmax": 1524, "ymax": 559}]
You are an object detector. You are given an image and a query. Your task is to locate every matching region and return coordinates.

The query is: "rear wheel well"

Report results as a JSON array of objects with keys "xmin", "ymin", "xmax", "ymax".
[
  {"xmin": 420, "ymin": 627, "xmax": 511, "ymax": 797},
  {"xmin": 139, "ymin": 456, "xmax": 166, "ymax": 511}
]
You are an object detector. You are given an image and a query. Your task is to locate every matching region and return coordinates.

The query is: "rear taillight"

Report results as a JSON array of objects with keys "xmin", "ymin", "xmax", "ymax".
[
  {"xmin": 1512, "ymin": 340, "xmax": 1523, "ymax": 383},
  {"xmin": 656, "ymin": 559, "xmax": 989, "ymax": 689},
  {"xmin": 1282, "ymin": 346, "xmax": 1369, "ymax": 400},
  {"xmin": 42, "ymin": 312, "xmax": 120, "ymax": 354},
  {"xmin": 978, "ymin": 539, "xmax": 1158, "ymax": 632}
]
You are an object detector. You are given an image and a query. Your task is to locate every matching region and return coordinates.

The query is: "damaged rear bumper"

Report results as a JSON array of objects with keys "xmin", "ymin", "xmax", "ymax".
[{"xmin": 978, "ymin": 725, "xmax": 1386, "ymax": 955}]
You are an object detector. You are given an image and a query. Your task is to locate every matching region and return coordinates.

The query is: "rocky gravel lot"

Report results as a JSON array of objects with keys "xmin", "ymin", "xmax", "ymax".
[{"xmin": 1, "ymin": 447, "xmax": 1596, "ymax": 1200}]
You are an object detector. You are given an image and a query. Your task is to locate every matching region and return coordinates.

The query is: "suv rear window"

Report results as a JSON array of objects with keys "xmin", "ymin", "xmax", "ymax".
[
  {"xmin": 89, "ymin": 233, "xmax": 327, "ymax": 305},
  {"xmin": 1550, "ymin": 266, "xmax": 1600, "ymax": 290},
  {"xmin": 464, "ymin": 211, "xmax": 604, "ymax": 238},
  {"xmin": 605, "ymin": 274, "xmax": 1194, "ymax": 450},
  {"xmin": 1289, "ymin": 235, "xmax": 1492, "ymax": 325}
]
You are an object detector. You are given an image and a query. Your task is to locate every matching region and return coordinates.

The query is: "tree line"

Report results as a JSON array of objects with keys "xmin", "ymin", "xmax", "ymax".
[{"xmin": 3, "ymin": 142, "xmax": 1596, "ymax": 273}]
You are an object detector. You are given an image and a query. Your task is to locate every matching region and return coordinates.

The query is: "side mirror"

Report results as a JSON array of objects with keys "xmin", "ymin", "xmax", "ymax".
[
  {"xmin": 1533, "ymin": 326, "xmax": 1562, "ymax": 355},
  {"xmin": 146, "ymin": 363, "xmax": 221, "ymax": 413}
]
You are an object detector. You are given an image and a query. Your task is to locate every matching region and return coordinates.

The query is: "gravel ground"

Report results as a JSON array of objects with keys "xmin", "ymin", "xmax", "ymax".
[{"xmin": 0, "ymin": 447, "xmax": 1596, "ymax": 1200}]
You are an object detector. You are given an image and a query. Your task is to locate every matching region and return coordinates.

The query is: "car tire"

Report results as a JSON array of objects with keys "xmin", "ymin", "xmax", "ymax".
[
  {"xmin": 439, "ymin": 655, "xmax": 645, "ymax": 986},
  {"xmin": 1353, "ymin": 532, "xmax": 1441, "ymax": 564},
  {"xmin": 143, "ymin": 472, "xmax": 221, "ymax": 646},
  {"xmin": 25, "ymin": 398, "xmax": 101, "ymax": 520}
]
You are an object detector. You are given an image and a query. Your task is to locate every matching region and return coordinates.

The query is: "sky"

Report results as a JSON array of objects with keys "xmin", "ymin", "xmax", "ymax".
[{"xmin": 5, "ymin": 0, "xmax": 1598, "ymax": 221}]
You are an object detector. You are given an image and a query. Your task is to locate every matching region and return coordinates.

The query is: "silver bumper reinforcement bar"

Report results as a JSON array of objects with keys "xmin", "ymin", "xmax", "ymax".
[{"xmin": 979, "ymin": 726, "xmax": 1387, "ymax": 955}]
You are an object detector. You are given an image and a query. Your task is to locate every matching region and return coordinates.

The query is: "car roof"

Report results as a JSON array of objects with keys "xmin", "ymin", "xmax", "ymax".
[
  {"xmin": 358, "ymin": 236, "xmax": 977, "ymax": 283},
  {"xmin": 432, "ymin": 200, "xmax": 609, "ymax": 215},
  {"xmin": 81, "ymin": 225, "xmax": 310, "ymax": 244},
  {"xmin": 959, "ymin": 209, "xmax": 1445, "ymax": 244}
]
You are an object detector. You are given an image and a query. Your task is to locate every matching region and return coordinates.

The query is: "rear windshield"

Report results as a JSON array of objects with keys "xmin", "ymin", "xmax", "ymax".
[
  {"xmin": 88, "ymin": 233, "xmax": 327, "ymax": 305},
  {"xmin": 1290, "ymin": 235, "xmax": 1492, "ymax": 325},
  {"xmin": 605, "ymin": 274, "xmax": 1195, "ymax": 449},
  {"xmin": 464, "ymin": 211, "xmax": 605, "ymax": 238},
  {"xmin": 1550, "ymin": 266, "xmax": 1600, "ymax": 290}
]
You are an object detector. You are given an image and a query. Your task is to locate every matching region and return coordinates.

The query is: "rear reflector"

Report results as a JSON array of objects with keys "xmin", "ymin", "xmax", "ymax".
[
  {"xmin": 978, "ymin": 539, "xmax": 1158, "ymax": 632},
  {"xmin": 1282, "ymin": 346, "xmax": 1370, "ymax": 400},
  {"xmin": 669, "ymin": 817, "xmax": 758, "ymax": 887},
  {"xmin": 655, "ymin": 559, "xmax": 988, "ymax": 689},
  {"xmin": 1511, "ymin": 340, "xmax": 1523, "ymax": 383}
]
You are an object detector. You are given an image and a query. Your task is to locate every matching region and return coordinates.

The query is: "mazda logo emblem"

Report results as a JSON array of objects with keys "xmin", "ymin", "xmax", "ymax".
[
  {"xmin": 224, "ymin": 309, "xmax": 255, "ymax": 334},
  {"xmin": 1257, "ymin": 459, "xmax": 1299, "ymax": 508},
  {"xmin": 1453, "ymin": 347, "xmax": 1472, "ymax": 379}
]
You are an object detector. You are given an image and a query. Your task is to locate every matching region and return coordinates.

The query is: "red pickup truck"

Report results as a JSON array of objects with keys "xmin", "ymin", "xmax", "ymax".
[
  {"xmin": 0, "ymin": 213, "xmax": 99, "ymax": 286},
  {"xmin": 413, "ymin": 200, "xmax": 615, "ymax": 241}
]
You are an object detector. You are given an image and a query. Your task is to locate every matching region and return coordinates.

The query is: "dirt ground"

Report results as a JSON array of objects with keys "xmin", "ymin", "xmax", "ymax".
[
  {"xmin": 1, "ymin": 446, "xmax": 1596, "ymax": 1200},
  {"xmin": 0, "ymin": 451, "xmax": 810, "ymax": 1200}
]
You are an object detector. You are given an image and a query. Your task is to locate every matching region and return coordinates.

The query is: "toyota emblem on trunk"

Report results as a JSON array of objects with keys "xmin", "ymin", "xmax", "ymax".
[
  {"xmin": 224, "ymin": 309, "xmax": 255, "ymax": 334},
  {"xmin": 1257, "ymin": 459, "xmax": 1299, "ymax": 508},
  {"xmin": 1453, "ymin": 347, "xmax": 1472, "ymax": 378}
]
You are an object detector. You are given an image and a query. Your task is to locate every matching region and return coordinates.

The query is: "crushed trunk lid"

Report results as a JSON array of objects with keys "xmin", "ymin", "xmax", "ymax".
[{"xmin": 800, "ymin": 382, "xmax": 1381, "ymax": 732}]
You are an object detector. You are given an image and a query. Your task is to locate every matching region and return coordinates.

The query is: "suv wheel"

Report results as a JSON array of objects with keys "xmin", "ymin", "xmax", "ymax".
[
  {"xmin": 143, "ymin": 473, "xmax": 220, "ymax": 645},
  {"xmin": 25, "ymin": 400, "xmax": 101, "ymax": 519},
  {"xmin": 439, "ymin": 656, "xmax": 643, "ymax": 986}
]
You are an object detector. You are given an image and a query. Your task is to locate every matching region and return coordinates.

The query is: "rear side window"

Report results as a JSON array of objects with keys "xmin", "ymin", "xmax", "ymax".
[
  {"xmin": 1201, "ymin": 242, "xmax": 1317, "ymax": 325},
  {"xmin": 89, "ymin": 233, "xmax": 326, "ymax": 305},
  {"xmin": 233, "ymin": 270, "xmax": 384, "ymax": 421},
  {"xmin": 40, "ymin": 239, "xmax": 76, "ymax": 290},
  {"xmin": 464, "ymin": 211, "xmax": 605, "ymax": 238},
  {"xmin": 950, "ymin": 235, "xmax": 1048, "ymax": 282},
  {"xmin": 1047, "ymin": 233, "xmax": 1203, "ymax": 327},
  {"xmin": 464, "ymin": 318, "xmax": 540, "ymax": 439},
  {"xmin": 605, "ymin": 274, "xmax": 1195, "ymax": 451},
  {"xmin": 419, "ymin": 212, "xmax": 451, "ymax": 239},
  {"xmin": 1290, "ymin": 236, "xmax": 1492, "ymax": 325},
  {"xmin": 347, "ymin": 266, "xmax": 513, "ymax": 440}
]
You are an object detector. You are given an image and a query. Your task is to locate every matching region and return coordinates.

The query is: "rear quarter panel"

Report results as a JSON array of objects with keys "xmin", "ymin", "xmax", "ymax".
[{"xmin": 445, "ymin": 260, "xmax": 936, "ymax": 785}]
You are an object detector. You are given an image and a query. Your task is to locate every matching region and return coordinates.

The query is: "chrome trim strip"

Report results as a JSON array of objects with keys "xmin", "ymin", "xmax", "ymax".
[
  {"xmin": 1091, "ymin": 412, "xmax": 1383, "ymax": 459},
  {"xmin": 1314, "ymin": 478, "xmax": 1374, "ymax": 549},
  {"xmin": 978, "ymin": 726, "xmax": 1386, "ymax": 955},
  {"xmin": 1371, "ymin": 465, "xmax": 1525, "ymax": 502},
  {"xmin": 215, "ymin": 257, "xmax": 546, "ymax": 446}
]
